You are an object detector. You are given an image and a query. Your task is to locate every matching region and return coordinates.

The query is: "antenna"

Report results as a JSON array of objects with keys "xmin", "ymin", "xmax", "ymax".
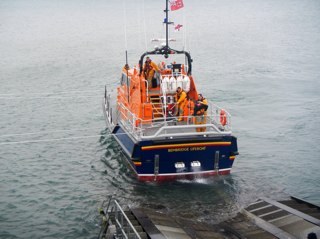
[{"xmin": 125, "ymin": 50, "xmax": 129, "ymax": 103}]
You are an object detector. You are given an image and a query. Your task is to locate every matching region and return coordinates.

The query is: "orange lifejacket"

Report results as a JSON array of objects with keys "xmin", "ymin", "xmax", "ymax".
[{"xmin": 183, "ymin": 99, "xmax": 194, "ymax": 118}]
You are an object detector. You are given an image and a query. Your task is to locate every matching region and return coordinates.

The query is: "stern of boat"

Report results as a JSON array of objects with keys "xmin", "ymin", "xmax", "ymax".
[{"xmin": 130, "ymin": 136, "xmax": 238, "ymax": 181}]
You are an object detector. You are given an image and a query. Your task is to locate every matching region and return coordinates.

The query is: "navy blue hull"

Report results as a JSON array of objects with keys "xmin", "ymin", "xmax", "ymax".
[{"xmin": 113, "ymin": 125, "xmax": 238, "ymax": 181}]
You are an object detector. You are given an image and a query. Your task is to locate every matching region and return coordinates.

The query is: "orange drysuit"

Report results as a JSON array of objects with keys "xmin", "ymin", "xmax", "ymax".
[{"xmin": 176, "ymin": 89, "xmax": 187, "ymax": 121}]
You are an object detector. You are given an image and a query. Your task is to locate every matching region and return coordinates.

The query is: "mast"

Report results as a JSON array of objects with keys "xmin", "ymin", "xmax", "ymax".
[
  {"xmin": 165, "ymin": 0, "xmax": 169, "ymax": 49},
  {"xmin": 163, "ymin": 0, "xmax": 174, "ymax": 58},
  {"xmin": 139, "ymin": 0, "xmax": 193, "ymax": 75}
]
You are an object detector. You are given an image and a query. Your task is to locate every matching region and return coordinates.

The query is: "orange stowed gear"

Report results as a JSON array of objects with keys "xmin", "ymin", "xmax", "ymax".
[
  {"xmin": 143, "ymin": 57, "xmax": 159, "ymax": 88},
  {"xmin": 175, "ymin": 87, "xmax": 187, "ymax": 122},
  {"xmin": 183, "ymin": 98, "xmax": 194, "ymax": 122}
]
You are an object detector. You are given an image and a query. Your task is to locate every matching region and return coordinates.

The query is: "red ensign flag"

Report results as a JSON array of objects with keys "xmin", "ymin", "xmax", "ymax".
[
  {"xmin": 174, "ymin": 24, "xmax": 183, "ymax": 31},
  {"xmin": 170, "ymin": 0, "xmax": 184, "ymax": 11}
]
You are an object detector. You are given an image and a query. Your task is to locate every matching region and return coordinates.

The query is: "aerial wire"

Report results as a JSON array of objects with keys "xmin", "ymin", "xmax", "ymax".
[
  {"xmin": 122, "ymin": 0, "xmax": 130, "ymax": 102},
  {"xmin": 183, "ymin": 4, "xmax": 187, "ymax": 51},
  {"xmin": 123, "ymin": 0, "xmax": 128, "ymax": 51},
  {"xmin": 142, "ymin": 0, "xmax": 148, "ymax": 51},
  {"xmin": 182, "ymin": 4, "xmax": 188, "ymax": 68}
]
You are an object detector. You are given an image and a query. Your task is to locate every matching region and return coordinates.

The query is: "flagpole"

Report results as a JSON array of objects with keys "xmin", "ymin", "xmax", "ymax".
[{"xmin": 165, "ymin": 0, "xmax": 169, "ymax": 49}]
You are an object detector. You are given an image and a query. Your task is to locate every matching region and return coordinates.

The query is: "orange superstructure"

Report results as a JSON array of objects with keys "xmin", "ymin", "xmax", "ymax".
[{"xmin": 117, "ymin": 63, "xmax": 201, "ymax": 125}]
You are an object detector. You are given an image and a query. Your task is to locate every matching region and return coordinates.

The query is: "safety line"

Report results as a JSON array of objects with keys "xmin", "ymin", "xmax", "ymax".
[
  {"xmin": 0, "ymin": 135, "xmax": 102, "ymax": 145},
  {"xmin": 183, "ymin": 5, "xmax": 187, "ymax": 51},
  {"xmin": 0, "ymin": 132, "xmax": 130, "ymax": 145},
  {"xmin": 0, "ymin": 95, "xmax": 101, "ymax": 100},
  {"xmin": 0, "ymin": 127, "xmax": 104, "ymax": 138},
  {"xmin": 0, "ymin": 89, "xmax": 102, "ymax": 97},
  {"xmin": 0, "ymin": 83, "xmax": 120, "ymax": 99}
]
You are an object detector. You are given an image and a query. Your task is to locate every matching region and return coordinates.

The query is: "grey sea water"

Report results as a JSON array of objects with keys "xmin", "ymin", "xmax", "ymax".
[{"xmin": 1, "ymin": 0, "xmax": 319, "ymax": 238}]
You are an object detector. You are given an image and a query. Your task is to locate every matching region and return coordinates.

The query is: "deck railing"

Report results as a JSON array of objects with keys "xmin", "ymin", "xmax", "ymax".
[
  {"xmin": 116, "ymin": 101, "xmax": 232, "ymax": 141},
  {"xmin": 99, "ymin": 197, "xmax": 142, "ymax": 239}
]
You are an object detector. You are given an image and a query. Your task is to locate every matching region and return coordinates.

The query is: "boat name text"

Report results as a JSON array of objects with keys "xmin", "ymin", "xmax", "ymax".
[{"xmin": 168, "ymin": 147, "xmax": 206, "ymax": 152}]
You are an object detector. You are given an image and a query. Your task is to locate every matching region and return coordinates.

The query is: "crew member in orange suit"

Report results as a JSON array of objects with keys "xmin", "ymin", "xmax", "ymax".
[
  {"xmin": 194, "ymin": 94, "xmax": 208, "ymax": 132},
  {"xmin": 143, "ymin": 57, "xmax": 159, "ymax": 88},
  {"xmin": 175, "ymin": 87, "xmax": 187, "ymax": 122}
]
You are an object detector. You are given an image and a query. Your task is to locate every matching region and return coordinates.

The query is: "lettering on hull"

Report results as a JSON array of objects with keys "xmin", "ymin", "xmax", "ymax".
[{"xmin": 168, "ymin": 146, "xmax": 206, "ymax": 152}]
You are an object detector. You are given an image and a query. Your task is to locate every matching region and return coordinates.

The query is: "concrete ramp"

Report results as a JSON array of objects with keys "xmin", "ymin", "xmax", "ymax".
[{"xmin": 98, "ymin": 196, "xmax": 320, "ymax": 239}]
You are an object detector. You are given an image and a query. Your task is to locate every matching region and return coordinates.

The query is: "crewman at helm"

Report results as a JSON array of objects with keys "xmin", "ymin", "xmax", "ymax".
[
  {"xmin": 194, "ymin": 93, "xmax": 208, "ymax": 132},
  {"xmin": 143, "ymin": 57, "xmax": 159, "ymax": 88},
  {"xmin": 175, "ymin": 87, "xmax": 187, "ymax": 122}
]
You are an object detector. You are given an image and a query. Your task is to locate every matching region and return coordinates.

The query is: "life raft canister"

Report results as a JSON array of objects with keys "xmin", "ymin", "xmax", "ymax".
[{"xmin": 220, "ymin": 109, "xmax": 227, "ymax": 126}]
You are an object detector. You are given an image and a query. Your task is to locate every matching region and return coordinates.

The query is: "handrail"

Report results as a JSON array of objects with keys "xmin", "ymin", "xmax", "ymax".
[
  {"xmin": 113, "ymin": 200, "xmax": 142, "ymax": 239},
  {"xmin": 140, "ymin": 123, "xmax": 232, "ymax": 140},
  {"xmin": 116, "ymin": 101, "xmax": 232, "ymax": 141},
  {"xmin": 160, "ymin": 96, "xmax": 167, "ymax": 122},
  {"xmin": 99, "ymin": 198, "xmax": 142, "ymax": 239}
]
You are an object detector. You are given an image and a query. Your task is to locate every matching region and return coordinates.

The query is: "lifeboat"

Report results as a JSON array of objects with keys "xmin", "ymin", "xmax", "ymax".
[{"xmin": 103, "ymin": 0, "xmax": 238, "ymax": 182}]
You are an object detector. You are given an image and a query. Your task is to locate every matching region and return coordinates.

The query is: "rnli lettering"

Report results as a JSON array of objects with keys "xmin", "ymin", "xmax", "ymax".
[{"xmin": 168, "ymin": 147, "xmax": 206, "ymax": 153}]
